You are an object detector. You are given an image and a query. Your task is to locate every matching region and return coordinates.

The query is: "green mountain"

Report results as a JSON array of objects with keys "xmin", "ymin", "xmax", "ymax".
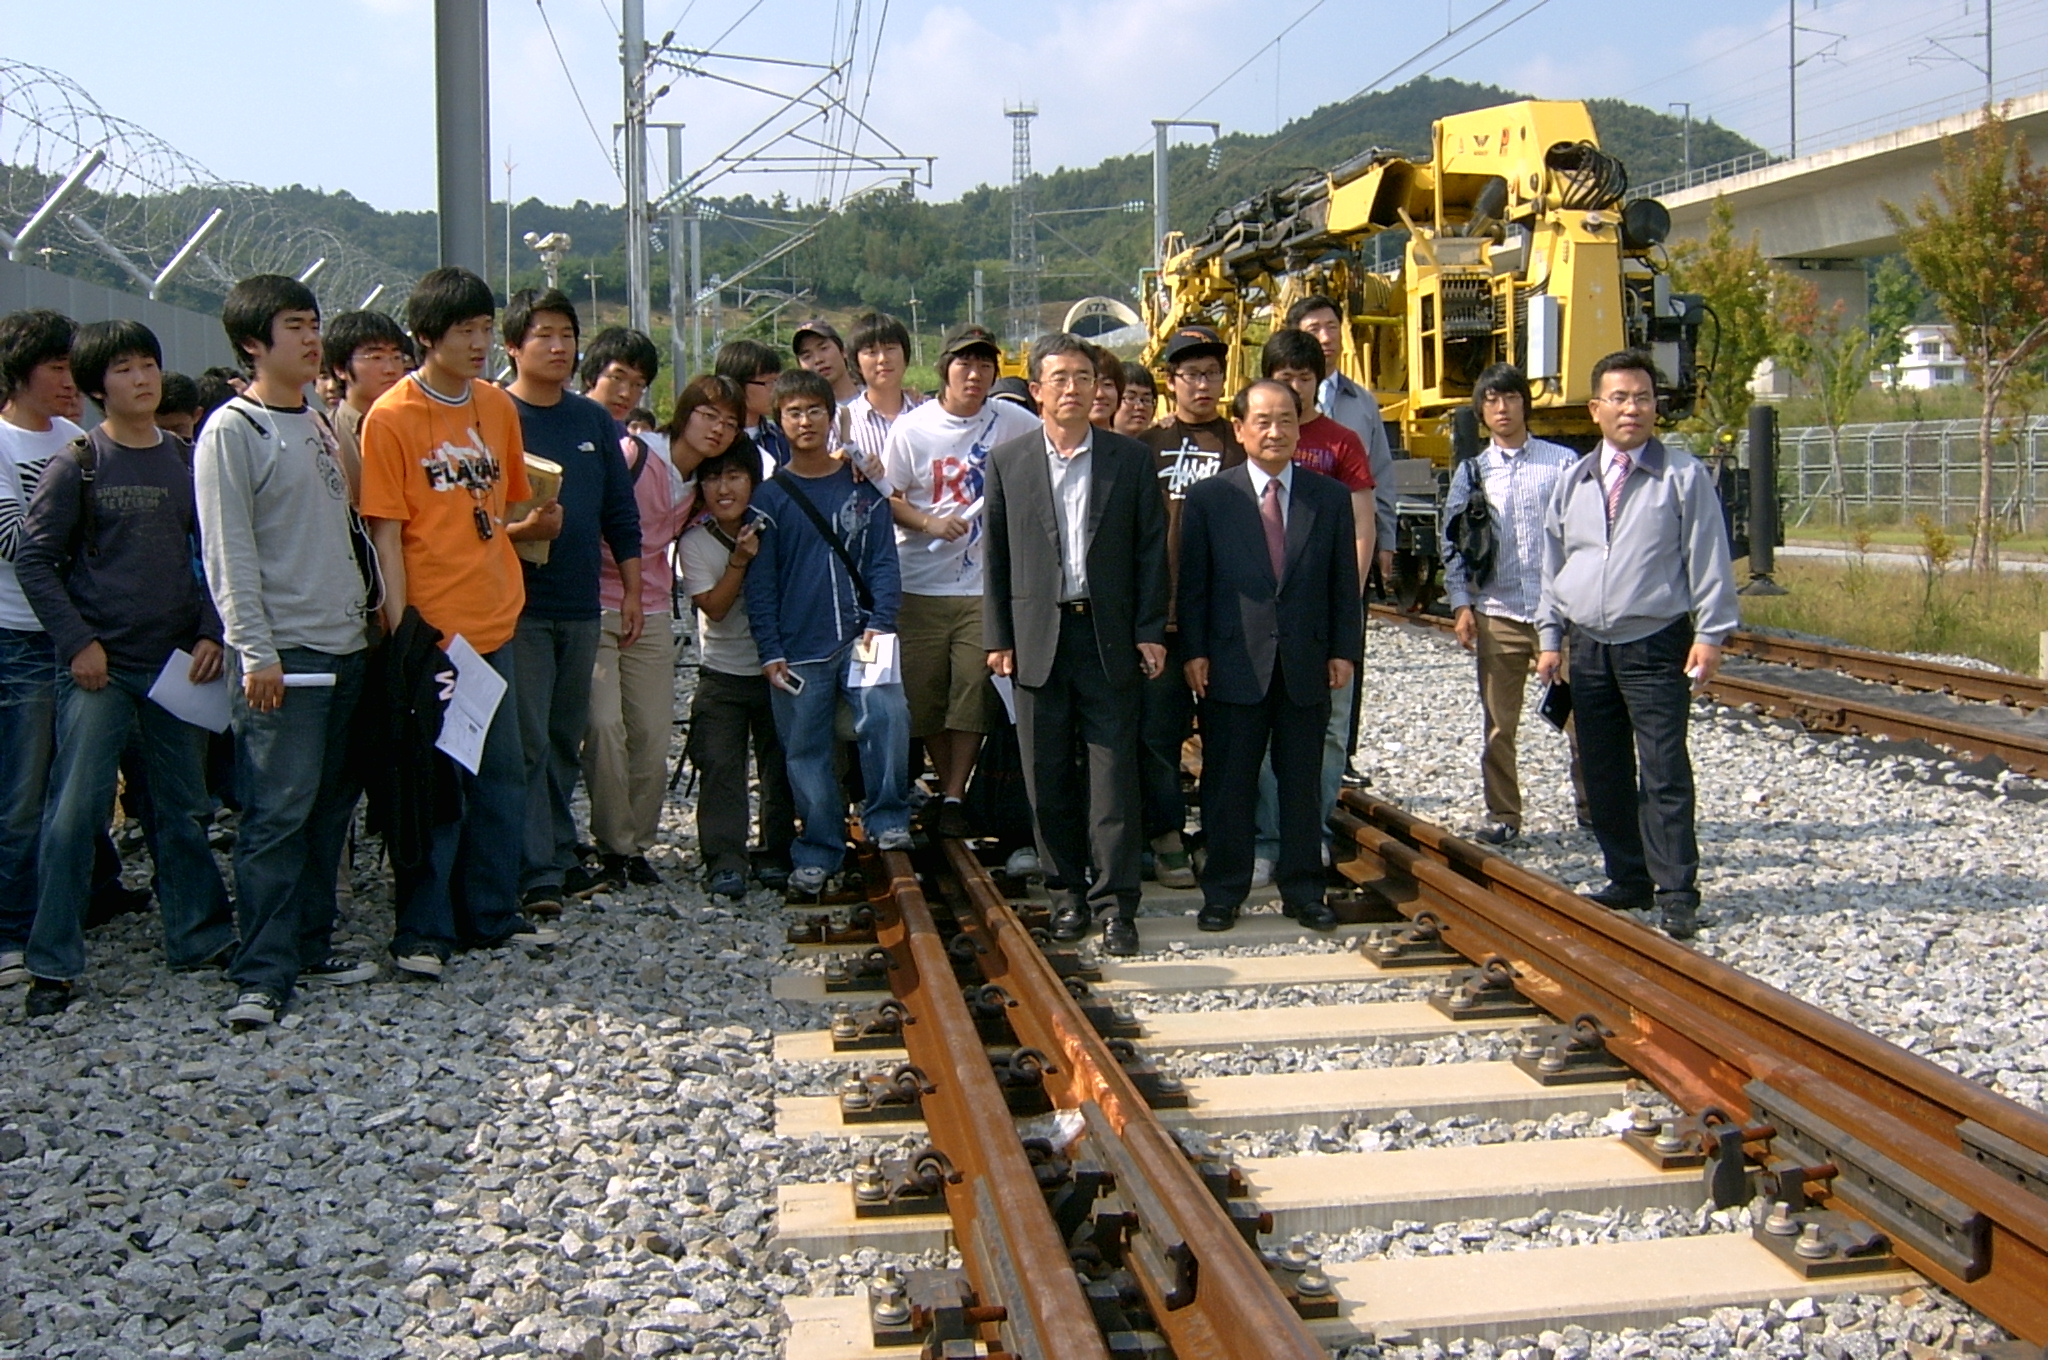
[{"xmin": 20, "ymin": 76, "xmax": 1764, "ymax": 330}]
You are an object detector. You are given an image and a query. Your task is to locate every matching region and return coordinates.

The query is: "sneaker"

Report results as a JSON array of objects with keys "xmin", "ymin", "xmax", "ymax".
[
  {"xmin": 624, "ymin": 855, "xmax": 662, "ymax": 887},
  {"xmin": 1153, "ymin": 850, "xmax": 1196, "ymax": 889},
  {"xmin": 1472, "ymin": 823, "xmax": 1520, "ymax": 847},
  {"xmin": 1004, "ymin": 846, "xmax": 1043, "ymax": 879},
  {"xmin": 787, "ymin": 865, "xmax": 830, "ymax": 897},
  {"xmin": 707, "ymin": 868, "xmax": 747, "ymax": 901},
  {"xmin": 301, "ymin": 956, "xmax": 378, "ymax": 985},
  {"xmin": 520, "ymin": 884, "xmax": 565, "ymax": 918},
  {"xmin": 0, "ymin": 951, "xmax": 26, "ymax": 987},
  {"xmin": 393, "ymin": 941, "xmax": 450, "ymax": 979},
  {"xmin": 224, "ymin": 991, "xmax": 279, "ymax": 1028},
  {"xmin": 1250, "ymin": 857, "xmax": 1276, "ymax": 890},
  {"xmin": 26, "ymin": 978, "xmax": 72, "ymax": 1018},
  {"xmin": 935, "ymin": 799, "xmax": 973, "ymax": 840},
  {"xmin": 485, "ymin": 917, "xmax": 561, "ymax": 949},
  {"xmin": 755, "ymin": 858, "xmax": 792, "ymax": 891},
  {"xmin": 564, "ymin": 858, "xmax": 625, "ymax": 899},
  {"xmin": 873, "ymin": 827, "xmax": 913, "ymax": 852}
]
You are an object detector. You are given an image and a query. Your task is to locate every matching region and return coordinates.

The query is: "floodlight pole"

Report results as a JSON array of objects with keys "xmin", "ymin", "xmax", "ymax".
[
  {"xmin": 434, "ymin": 0, "xmax": 491, "ymax": 273},
  {"xmin": 4, "ymin": 148, "xmax": 106, "ymax": 262},
  {"xmin": 1150, "ymin": 120, "xmax": 1219, "ymax": 278}
]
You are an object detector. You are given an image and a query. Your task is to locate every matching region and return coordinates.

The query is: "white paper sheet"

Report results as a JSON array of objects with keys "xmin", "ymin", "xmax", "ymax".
[
  {"xmin": 846, "ymin": 632, "xmax": 900, "ymax": 689},
  {"xmin": 435, "ymin": 634, "xmax": 509, "ymax": 776},
  {"xmin": 990, "ymin": 673, "xmax": 1017, "ymax": 724},
  {"xmin": 147, "ymin": 650, "xmax": 231, "ymax": 733},
  {"xmin": 281, "ymin": 672, "xmax": 337, "ymax": 688},
  {"xmin": 924, "ymin": 496, "xmax": 986, "ymax": 550}
]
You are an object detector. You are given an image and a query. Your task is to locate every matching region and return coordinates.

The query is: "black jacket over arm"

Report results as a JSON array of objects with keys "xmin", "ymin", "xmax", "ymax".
[
  {"xmin": 983, "ymin": 426, "xmax": 1168, "ymax": 690},
  {"xmin": 1178, "ymin": 464, "xmax": 1362, "ymax": 706}
]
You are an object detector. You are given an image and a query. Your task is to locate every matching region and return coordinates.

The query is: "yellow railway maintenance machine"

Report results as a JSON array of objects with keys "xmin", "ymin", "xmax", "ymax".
[{"xmin": 1142, "ymin": 99, "xmax": 1711, "ymax": 605}]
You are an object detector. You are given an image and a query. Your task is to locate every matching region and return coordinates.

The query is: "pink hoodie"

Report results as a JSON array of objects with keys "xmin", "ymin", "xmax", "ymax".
[{"xmin": 599, "ymin": 431, "xmax": 696, "ymax": 615}]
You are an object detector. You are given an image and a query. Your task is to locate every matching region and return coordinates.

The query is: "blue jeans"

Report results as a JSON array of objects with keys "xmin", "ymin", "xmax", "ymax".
[
  {"xmin": 227, "ymin": 648, "xmax": 366, "ymax": 1002},
  {"xmin": 514, "ymin": 614, "xmax": 601, "ymax": 890},
  {"xmin": 28, "ymin": 665, "xmax": 234, "ymax": 981},
  {"xmin": 1255, "ymin": 674, "xmax": 1354, "ymax": 862},
  {"xmin": 393, "ymin": 646, "xmax": 526, "ymax": 953},
  {"xmin": 767, "ymin": 644, "xmax": 910, "ymax": 873},
  {"xmin": 0, "ymin": 628, "xmax": 56, "ymax": 950}
]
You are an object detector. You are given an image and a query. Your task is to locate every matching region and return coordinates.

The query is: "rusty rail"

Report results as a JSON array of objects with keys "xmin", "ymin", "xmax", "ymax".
[
  {"xmin": 936, "ymin": 839, "xmax": 1328, "ymax": 1360},
  {"xmin": 1332, "ymin": 790, "xmax": 2048, "ymax": 1344},
  {"xmin": 866, "ymin": 850, "xmax": 1113, "ymax": 1360},
  {"xmin": 1367, "ymin": 604, "xmax": 2048, "ymax": 775},
  {"xmin": 864, "ymin": 844, "xmax": 1326, "ymax": 1358}
]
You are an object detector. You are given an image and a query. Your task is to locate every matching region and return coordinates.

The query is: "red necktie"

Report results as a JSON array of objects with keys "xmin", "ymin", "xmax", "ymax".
[
  {"xmin": 1606, "ymin": 448, "xmax": 1632, "ymax": 525},
  {"xmin": 1261, "ymin": 477, "xmax": 1286, "ymax": 583}
]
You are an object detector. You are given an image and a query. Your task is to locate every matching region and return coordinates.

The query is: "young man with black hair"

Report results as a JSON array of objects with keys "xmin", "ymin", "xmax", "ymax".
[
  {"xmin": 746, "ymin": 368, "xmax": 912, "ymax": 895},
  {"xmin": 495, "ymin": 289, "xmax": 642, "ymax": 909},
  {"xmin": 1442, "ymin": 363, "xmax": 1584, "ymax": 846},
  {"xmin": 323, "ymin": 309, "xmax": 413, "ymax": 504},
  {"xmin": 16, "ymin": 320, "xmax": 236, "ymax": 1016},
  {"xmin": 1113, "ymin": 360, "xmax": 1157, "ymax": 439},
  {"xmin": 195, "ymin": 367, "xmax": 242, "ymax": 434},
  {"xmin": 197, "ymin": 275, "xmax": 378, "ymax": 1028},
  {"xmin": 155, "ymin": 373, "xmax": 204, "ymax": 443},
  {"xmin": 883, "ymin": 323, "xmax": 1037, "ymax": 837},
  {"xmin": 0, "ymin": 308, "xmax": 85, "ymax": 988},
  {"xmin": 716, "ymin": 338, "xmax": 790, "ymax": 471},
  {"xmin": 1087, "ymin": 342, "xmax": 1125, "ymax": 428},
  {"xmin": 844, "ymin": 312, "xmax": 922, "ymax": 475},
  {"xmin": 1248, "ymin": 329, "xmax": 1377, "ymax": 885},
  {"xmin": 360, "ymin": 267, "xmax": 562, "ymax": 978},
  {"xmin": 793, "ymin": 319, "xmax": 861, "ymax": 408},
  {"xmin": 1287, "ymin": 295, "xmax": 1396, "ymax": 582},
  {"xmin": 578, "ymin": 327, "xmax": 687, "ymax": 886},
  {"xmin": 1135, "ymin": 324, "xmax": 1243, "ymax": 889}
]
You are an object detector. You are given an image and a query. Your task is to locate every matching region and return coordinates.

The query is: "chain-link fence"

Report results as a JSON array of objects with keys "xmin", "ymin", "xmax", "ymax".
[{"xmin": 1672, "ymin": 419, "xmax": 2048, "ymax": 532}]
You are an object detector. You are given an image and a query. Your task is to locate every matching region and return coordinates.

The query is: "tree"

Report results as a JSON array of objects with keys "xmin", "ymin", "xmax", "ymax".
[
  {"xmin": 1780, "ymin": 281, "xmax": 1873, "ymax": 526},
  {"xmin": 1886, "ymin": 103, "xmax": 2048, "ymax": 571},
  {"xmin": 1669, "ymin": 197, "xmax": 1802, "ymax": 449},
  {"xmin": 1865, "ymin": 256, "xmax": 1926, "ymax": 402}
]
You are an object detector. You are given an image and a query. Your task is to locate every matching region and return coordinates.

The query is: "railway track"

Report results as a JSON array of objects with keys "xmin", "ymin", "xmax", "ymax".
[
  {"xmin": 1369, "ymin": 605, "xmax": 2048, "ymax": 777},
  {"xmin": 768, "ymin": 824, "xmax": 2048, "ymax": 1357}
]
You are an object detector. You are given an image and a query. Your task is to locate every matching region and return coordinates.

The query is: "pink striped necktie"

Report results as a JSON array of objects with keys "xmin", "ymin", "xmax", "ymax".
[
  {"xmin": 1605, "ymin": 448, "xmax": 1632, "ymax": 525},
  {"xmin": 1261, "ymin": 477, "xmax": 1286, "ymax": 582}
]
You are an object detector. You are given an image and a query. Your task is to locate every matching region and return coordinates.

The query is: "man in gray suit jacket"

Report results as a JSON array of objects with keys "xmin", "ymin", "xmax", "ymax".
[{"xmin": 984, "ymin": 334, "xmax": 1169, "ymax": 956}]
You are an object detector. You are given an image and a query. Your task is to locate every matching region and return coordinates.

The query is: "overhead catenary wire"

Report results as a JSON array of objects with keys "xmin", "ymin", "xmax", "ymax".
[{"xmin": 535, "ymin": 0, "xmax": 626, "ymax": 184}]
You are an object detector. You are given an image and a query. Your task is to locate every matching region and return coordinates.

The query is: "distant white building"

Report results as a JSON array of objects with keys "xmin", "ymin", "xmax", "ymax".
[{"xmin": 1877, "ymin": 324, "xmax": 1969, "ymax": 390}]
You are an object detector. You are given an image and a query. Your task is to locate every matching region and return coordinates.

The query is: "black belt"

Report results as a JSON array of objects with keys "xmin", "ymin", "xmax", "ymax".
[{"xmin": 1058, "ymin": 599, "xmax": 1092, "ymax": 615}]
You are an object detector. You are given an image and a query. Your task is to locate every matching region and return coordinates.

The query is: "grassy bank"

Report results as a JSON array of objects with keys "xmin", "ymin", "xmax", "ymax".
[{"xmin": 1737, "ymin": 555, "xmax": 2048, "ymax": 674}]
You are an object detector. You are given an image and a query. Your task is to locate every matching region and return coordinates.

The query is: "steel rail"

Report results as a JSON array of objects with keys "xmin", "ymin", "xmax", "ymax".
[
  {"xmin": 1366, "ymin": 604, "xmax": 2048, "ymax": 774},
  {"xmin": 1332, "ymin": 790, "xmax": 2048, "ymax": 1343},
  {"xmin": 866, "ymin": 849, "xmax": 1113, "ymax": 1360},
  {"xmin": 935, "ymin": 838, "xmax": 1330, "ymax": 1360}
]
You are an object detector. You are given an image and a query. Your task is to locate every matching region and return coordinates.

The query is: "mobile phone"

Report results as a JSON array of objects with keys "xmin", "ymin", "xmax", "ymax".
[{"xmin": 776, "ymin": 670, "xmax": 805, "ymax": 695}]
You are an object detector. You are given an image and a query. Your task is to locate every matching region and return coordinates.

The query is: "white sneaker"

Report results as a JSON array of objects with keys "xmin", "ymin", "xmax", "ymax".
[
  {"xmin": 1251, "ymin": 857, "xmax": 1276, "ymax": 889},
  {"xmin": 0, "ymin": 951, "xmax": 26, "ymax": 987},
  {"xmin": 787, "ymin": 865, "xmax": 830, "ymax": 896},
  {"xmin": 224, "ymin": 991, "xmax": 279, "ymax": 1028},
  {"xmin": 1004, "ymin": 847, "xmax": 1042, "ymax": 878}
]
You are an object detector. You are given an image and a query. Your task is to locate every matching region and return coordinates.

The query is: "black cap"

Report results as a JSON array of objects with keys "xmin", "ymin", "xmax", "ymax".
[
  {"xmin": 940, "ymin": 323, "xmax": 1002, "ymax": 360},
  {"xmin": 990, "ymin": 376, "xmax": 1036, "ymax": 412},
  {"xmin": 1161, "ymin": 323, "xmax": 1228, "ymax": 365},
  {"xmin": 792, "ymin": 318, "xmax": 844, "ymax": 352}
]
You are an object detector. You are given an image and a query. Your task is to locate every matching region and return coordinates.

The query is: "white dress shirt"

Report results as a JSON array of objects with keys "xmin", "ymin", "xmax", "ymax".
[
  {"xmin": 1044, "ymin": 427, "xmax": 1093, "ymax": 601},
  {"xmin": 1245, "ymin": 459, "xmax": 1294, "ymax": 528}
]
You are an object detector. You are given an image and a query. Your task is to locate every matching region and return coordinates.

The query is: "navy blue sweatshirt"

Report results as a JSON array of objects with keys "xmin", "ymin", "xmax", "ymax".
[
  {"xmin": 744, "ymin": 464, "xmax": 899, "ymax": 666},
  {"xmin": 509, "ymin": 389, "xmax": 642, "ymax": 620}
]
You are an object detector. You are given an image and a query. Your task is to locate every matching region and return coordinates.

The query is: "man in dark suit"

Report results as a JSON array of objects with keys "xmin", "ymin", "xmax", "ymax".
[
  {"xmin": 984, "ymin": 333, "xmax": 1169, "ymax": 957},
  {"xmin": 1180, "ymin": 380, "xmax": 1361, "ymax": 932}
]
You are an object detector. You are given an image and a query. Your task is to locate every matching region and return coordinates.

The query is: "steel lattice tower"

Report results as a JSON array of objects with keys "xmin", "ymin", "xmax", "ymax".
[{"xmin": 1005, "ymin": 105, "xmax": 1041, "ymax": 346}]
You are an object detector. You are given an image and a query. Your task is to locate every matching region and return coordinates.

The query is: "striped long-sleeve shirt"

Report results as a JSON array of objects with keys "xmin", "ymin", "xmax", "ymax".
[
  {"xmin": 1440, "ymin": 436, "xmax": 1577, "ymax": 624},
  {"xmin": 0, "ymin": 415, "xmax": 83, "ymax": 633}
]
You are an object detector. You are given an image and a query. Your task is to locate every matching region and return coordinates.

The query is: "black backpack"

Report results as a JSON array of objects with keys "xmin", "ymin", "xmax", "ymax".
[{"xmin": 1445, "ymin": 457, "xmax": 1498, "ymax": 590}]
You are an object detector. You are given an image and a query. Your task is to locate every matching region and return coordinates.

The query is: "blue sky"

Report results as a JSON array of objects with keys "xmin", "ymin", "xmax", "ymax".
[{"xmin": 3, "ymin": 0, "xmax": 2039, "ymax": 214}]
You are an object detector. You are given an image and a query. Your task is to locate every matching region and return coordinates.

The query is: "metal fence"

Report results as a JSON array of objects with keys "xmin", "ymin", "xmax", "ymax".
[
  {"xmin": 1671, "ymin": 419, "xmax": 2048, "ymax": 531},
  {"xmin": 1636, "ymin": 151, "xmax": 1783, "ymax": 202}
]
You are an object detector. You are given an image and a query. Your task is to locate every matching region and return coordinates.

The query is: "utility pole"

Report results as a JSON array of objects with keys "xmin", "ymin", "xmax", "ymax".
[
  {"xmin": 688, "ymin": 212, "xmax": 703, "ymax": 377},
  {"xmin": 622, "ymin": 0, "xmax": 652, "ymax": 333},
  {"xmin": 1669, "ymin": 103, "xmax": 1692, "ymax": 180},
  {"xmin": 971, "ymin": 268, "xmax": 984, "ymax": 328},
  {"xmin": 503, "ymin": 152, "xmax": 516, "ymax": 294},
  {"xmin": 1006, "ymin": 106, "xmax": 1041, "ymax": 346},
  {"xmin": 1150, "ymin": 119, "xmax": 1220, "ymax": 278},
  {"xmin": 433, "ymin": 0, "xmax": 490, "ymax": 273},
  {"xmin": 585, "ymin": 265, "xmax": 603, "ymax": 320},
  {"xmin": 907, "ymin": 291, "xmax": 923, "ymax": 365},
  {"xmin": 659, "ymin": 123, "xmax": 688, "ymax": 384}
]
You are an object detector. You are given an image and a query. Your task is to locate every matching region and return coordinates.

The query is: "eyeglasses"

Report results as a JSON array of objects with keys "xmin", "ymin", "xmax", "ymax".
[
  {"xmin": 1597, "ymin": 392, "xmax": 1657, "ymax": 410},
  {"xmin": 1174, "ymin": 368, "xmax": 1225, "ymax": 386},
  {"xmin": 1036, "ymin": 372, "xmax": 1094, "ymax": 390}
]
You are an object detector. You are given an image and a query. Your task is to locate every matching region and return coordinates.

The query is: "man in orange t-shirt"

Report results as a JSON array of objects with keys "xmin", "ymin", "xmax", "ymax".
[{"xmin": 361, "ymin": 267, "xmax": 564, "ymax": 978}]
